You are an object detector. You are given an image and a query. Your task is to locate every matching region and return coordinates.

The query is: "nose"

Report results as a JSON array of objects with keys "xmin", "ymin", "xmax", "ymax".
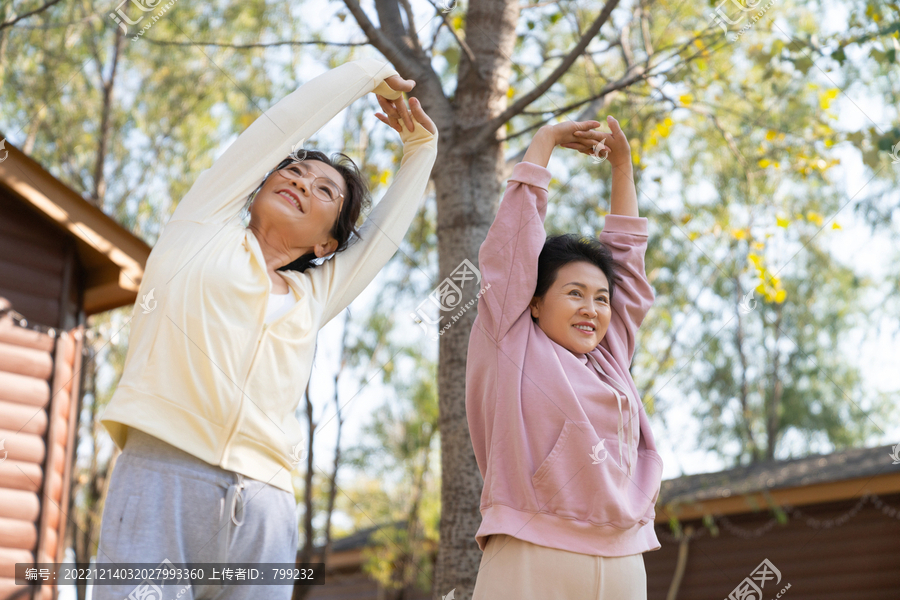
[
  {"xmin": 289, "ymin": 178, "xmax": 311, "ymax": 196},
  {"xmin": 580, "ymin": 301, "xmax": 597, "ymax": 318}
]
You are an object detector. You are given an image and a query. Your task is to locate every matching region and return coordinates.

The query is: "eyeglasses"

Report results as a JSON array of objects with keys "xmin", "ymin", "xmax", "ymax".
[{"xmin": 274, "ymin": 159, "xmax": 344, "ymax": 204}]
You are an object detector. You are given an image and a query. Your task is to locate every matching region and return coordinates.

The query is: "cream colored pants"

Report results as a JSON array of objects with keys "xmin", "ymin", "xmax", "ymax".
[{"xmin": 472, "ymin": 534, "xmax": 648, "ymax": 600}]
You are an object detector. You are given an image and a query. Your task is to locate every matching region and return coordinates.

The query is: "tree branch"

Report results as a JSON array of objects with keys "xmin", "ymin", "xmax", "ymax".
[
  {"xmin": 499, "ymin": 63, "xmax": 653, "ymax": 143},
  {"xmin": 479, "ymin": 0, "xmax": 622, "ymax": 140},
  {"xmin": 342, "ymin": 0, "xmax": 451, "ymax": 135},
  {"xmin": 639, "ymin": 3, "xmax": 654, "ymax": 56},
  {"xmin": 398, "ymin": 0, "xmax": 423, "ymax": 54},
  {"xmin": 342, "ymin": 0, "xmax": 427, "ymax": 78},
  {"xmin": 437, "ymin": 9, "xmax": 475, "ymax": 64},
  {"xmin": 0, "ymin": 0, "xmax": 64, "ymax": 32},
  {"xmin": 141, "ymin": 37, "xmax": 368, "ymax": 48}
]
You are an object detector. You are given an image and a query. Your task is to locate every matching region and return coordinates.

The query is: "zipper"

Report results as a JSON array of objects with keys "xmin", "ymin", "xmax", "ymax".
[
  {"xmin": 223, "ymin": 230, "xmax": 303, "ymax": 463},
  {"xmin": 220, "ymin": 320, "xmax": 268, "ymax": 463},
  {"xmin": 221, "ymin": 232, "xmax": 274, "ymax": 463}
]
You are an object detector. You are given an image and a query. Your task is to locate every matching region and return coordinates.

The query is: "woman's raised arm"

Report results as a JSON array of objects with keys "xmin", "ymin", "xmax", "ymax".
[
  {"xmin": 170, "ymin": 59, "xmax": 404, "ymax": 225},
  {"xmin": 475, "ymin": 121, "xmax": 602, "ymax": 342},
  {"xmin": 560, "ymin": 115, "xmax": 654, "ymax": 364},
  {"xmin": 312, "ymin": 97, "xmax": 439, "ymax": 326}
]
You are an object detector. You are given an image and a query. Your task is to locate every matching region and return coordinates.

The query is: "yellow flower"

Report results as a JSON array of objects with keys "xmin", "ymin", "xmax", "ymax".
[
  {"xmin": 819, "ymin": 88, "xmax": 839, "ymax": 110},
  {"xmin": 776, "ymin": 215, "xmax": 790, "ymax": 228},
  {"xmin": 831, "ymin": 221, "xmax": 842, "ymax": 230},
  {"xmin": 806, "ymin": 211, "xmax": 824, "ymax": 226}
]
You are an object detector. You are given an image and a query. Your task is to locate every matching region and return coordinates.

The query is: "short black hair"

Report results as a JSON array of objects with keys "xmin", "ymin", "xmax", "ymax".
[
  {"xmin": 252, "ymin": 149, "xmax": 372, "ymax": 273},
  {"xmin": 533, "ymin": 234, "xmax": 622, "ymax": 309}
]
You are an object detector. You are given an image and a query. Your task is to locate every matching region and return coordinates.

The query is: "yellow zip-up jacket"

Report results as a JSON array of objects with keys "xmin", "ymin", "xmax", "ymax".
[{"xmin": 101, "ymin": 58, "xmax": 438, "ymax": 493}]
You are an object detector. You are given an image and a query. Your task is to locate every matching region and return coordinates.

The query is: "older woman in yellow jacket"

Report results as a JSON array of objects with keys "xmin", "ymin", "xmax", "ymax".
[{"xmin": 95, "ymin": 59, "xmax": 437, "ymax": 600}]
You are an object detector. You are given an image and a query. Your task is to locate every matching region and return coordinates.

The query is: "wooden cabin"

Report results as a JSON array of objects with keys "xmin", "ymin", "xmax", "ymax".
[
  {"xmin": 0, "ymin": 136, "xmax": 150, "ymax": 600},
  {"xmin": 648, "ymin": 442, "xmax": 900, "ymax": 599}
]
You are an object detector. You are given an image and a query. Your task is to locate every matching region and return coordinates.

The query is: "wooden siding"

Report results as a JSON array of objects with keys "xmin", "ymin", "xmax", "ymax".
[
  {"xmin": 646, "ymin": 492, "xmax": 900, "ymax": 600},
  {"xmin": 0, "ymin": 314, "xmax": 84, "ymax": 600},
  {"xmin": 0, "ymin": 190, "xmax": 78, "ymax": 331}
]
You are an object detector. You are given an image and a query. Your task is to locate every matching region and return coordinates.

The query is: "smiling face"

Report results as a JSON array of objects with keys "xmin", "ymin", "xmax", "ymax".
[
  {"xmin": 529, "ymin": 260, "xmax": 612, "ymax": 354},
  {"xmin": 248, "ymin": 159, "xmax": 348, "ymax": 260}
]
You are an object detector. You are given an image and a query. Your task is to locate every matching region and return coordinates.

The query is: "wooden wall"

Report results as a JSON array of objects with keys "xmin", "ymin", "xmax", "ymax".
[
  {"xmin": 0, "ymin": 176, "xmax": 86, "ymax": 599},
  {"xmin": 0, "ymin": 314, "xmax": 83, "ymax": 600},
  {"xmin": 646, "ymin": 493, "xmax": 900, "ymax": 600},
  {"xmin": 0, "ymin": 189, "xmax": 79, "ymax": 331}
]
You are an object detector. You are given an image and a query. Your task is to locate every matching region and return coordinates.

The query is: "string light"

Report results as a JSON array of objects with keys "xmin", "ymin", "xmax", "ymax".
[{"xmin": 656, "ymin": 492, "xmax": 897, "ymax": 541}]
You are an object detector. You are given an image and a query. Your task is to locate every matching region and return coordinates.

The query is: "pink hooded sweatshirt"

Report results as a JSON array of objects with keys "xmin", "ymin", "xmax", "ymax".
[{"xmin": 465, "ymin": 161, "xmax": 664, "ymax": 557}]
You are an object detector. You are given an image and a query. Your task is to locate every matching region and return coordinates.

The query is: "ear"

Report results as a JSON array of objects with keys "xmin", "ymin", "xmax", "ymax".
[
  {"xmin": 314, "ymin": 238, "xmax": 339, "ymax": 258},
  {"xmin": 529, "ymin": 296, "xmax": 540, "ymax": 320}
]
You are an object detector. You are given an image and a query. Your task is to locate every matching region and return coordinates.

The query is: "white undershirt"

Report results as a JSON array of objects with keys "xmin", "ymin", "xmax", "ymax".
[{"xmin": 265, "ymin": 290, "xmax": 297, "ymax": 323}]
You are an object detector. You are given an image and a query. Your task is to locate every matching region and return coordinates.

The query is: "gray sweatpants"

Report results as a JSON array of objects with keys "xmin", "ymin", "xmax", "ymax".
[{"xmin": 94, "ymin": 428, "xmax": 299, "ymax": 600}]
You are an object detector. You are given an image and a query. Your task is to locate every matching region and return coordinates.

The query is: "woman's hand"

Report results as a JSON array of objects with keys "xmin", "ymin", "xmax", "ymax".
[
  {"xmin": 523, "ymin": 120, "xmax": 601, "ymax": 168},
  {"xmin": 385, "ymin": 74, "xmax": 415, "ymax": 94},
  {"xmin": 546, "ymin": 120, "xmax": 603, "ymax": 149},
  {"xmin": 375, "ymin": 93, "xmax": 437, "ymax": 136},
  {"xmin": 567, "ymin": 115, "xmax": 632, "ymax": 168}
]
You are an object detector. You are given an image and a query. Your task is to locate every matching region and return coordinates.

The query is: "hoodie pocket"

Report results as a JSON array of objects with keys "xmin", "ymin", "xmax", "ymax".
[{"xmin": 531, "ymin": 420, "xmax": 663, "ymax": 529}]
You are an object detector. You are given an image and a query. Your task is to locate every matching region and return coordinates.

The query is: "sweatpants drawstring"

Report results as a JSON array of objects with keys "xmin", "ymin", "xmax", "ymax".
[{"xmin": 226, "ymin": 473, "xmax": 246, "ymax": 526}]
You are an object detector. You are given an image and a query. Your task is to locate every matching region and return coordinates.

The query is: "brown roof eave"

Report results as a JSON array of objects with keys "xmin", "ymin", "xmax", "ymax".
[
  {"xmin": 0, "ymin": 135, "xmax": 151, "ymax": 315},
  {"xmin": 655, "ymin": 460, "xmax": 900, "ymax": 523}
]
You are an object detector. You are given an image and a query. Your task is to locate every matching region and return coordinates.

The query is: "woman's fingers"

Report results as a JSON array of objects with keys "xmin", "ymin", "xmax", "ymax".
[
  {"xmin": 568, "ymin": 120, "xmax": 601, "ymax": 132},
  {"xmin": 606, "ymin": 115, "xmax": 624, "ymax": 136},
  {"xmin": 377, "ymin": 95, "xmax": 437, "ymax": 136},
  {"xmin": 385, "ymin": 74, "xmax": 416, "ymax": 93},
  {"xmin": 569, "ymin": 144, "xmax": 598, "ymax": 157},
  {"xmin": 375, "ymin": 112, "xmax": 401, "ymax": 133},
  {"xmin": 550, "ymin": 116, "xmax": 627, "ymax": 161},
  {"xmin": 375, "ymin": 93, "xmax": 413, "ymax": 132},
  {"xmin": 573, "ymin": 129, "xmax": 609, "ymax": 143},
  {"xmin": 376, "ymin": 93, "xmax": 395, "ymax": 114},
  {"xmin": 398, "ymin": 99, "xmax": 415, "ymax": 132},
  {"xmin": 409, "ymin": 97, "xmax": 437, "ymax": 134}
]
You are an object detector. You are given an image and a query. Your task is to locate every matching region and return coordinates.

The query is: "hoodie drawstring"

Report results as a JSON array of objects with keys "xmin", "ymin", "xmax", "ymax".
[{"xmin": 587, "ymin": 354, "xmax": 636, "ymax": 478}]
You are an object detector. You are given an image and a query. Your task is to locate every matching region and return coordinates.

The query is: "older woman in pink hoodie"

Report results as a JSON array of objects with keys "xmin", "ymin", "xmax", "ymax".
[{"xmin": 466, "ymin": 116, "xmax": 663, "ymax": 600}]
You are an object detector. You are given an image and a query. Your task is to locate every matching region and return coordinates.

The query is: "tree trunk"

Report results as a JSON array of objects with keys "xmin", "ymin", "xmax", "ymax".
[
  {"xmin": 734, "ymin": 273, "xmax": 759, "ymax": 462},
  {"xmin": 390, "ymin": 432, "xmax": 433, "ymax": 600},
  {"xmin": 765, "ymin": 304, "xmax": 784, "ymax": 461},
  {"xmin": 91, "ymin": 27, "xmax": 125, "ymax": 206}
]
